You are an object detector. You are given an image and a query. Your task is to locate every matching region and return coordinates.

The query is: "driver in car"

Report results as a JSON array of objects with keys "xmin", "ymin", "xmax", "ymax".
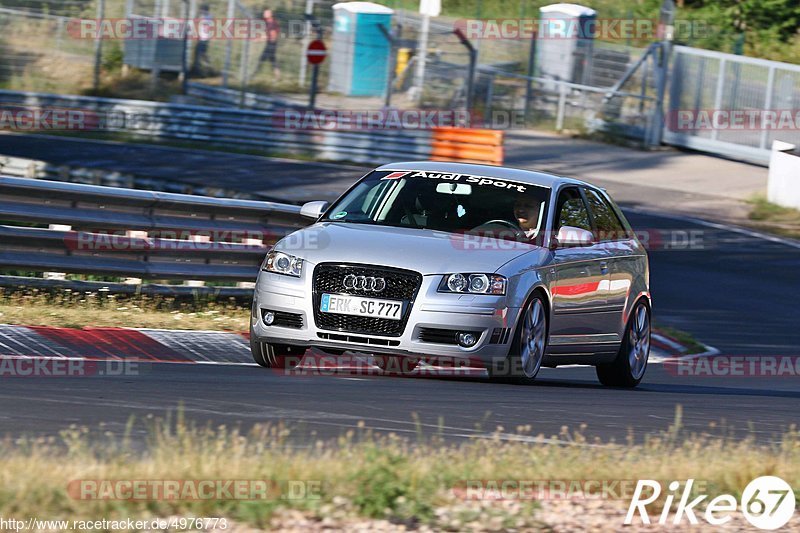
[{"xmin": 514, "ymin": 196, "xmax": 544, "ymax": 239}]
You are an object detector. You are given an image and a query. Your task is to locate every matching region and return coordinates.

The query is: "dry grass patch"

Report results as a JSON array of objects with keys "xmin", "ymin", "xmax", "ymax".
[
  {"xmin": 0, "ymin": 288, "xmax": 249, "ymax": 331},
  {"xmin": 0, "ymin": 413, "xmax": 797, "ymax": 530}
]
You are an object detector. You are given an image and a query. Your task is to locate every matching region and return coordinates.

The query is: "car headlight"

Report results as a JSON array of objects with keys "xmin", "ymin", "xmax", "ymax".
[
  {"xmin": 439, "ymin": 273, "xmax": 506, "ymax": 295},
  {"xmin": 263, "ymin": 251, "xmax": 303, "ymax": 277}
]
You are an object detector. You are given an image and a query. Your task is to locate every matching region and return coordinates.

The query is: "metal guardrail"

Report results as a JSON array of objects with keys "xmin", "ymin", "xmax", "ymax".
[
  {"xmin": 186, "ymin": 82, "xmax": 304, "ymax": 112},
  {"xmin": 0, "ymin": 176, "xmax": 306, "ymax": 282},
  {"xmin": 0, "ymin": 275, "xmax": 254, "ymax": 301},
  {"xmin": 0, "ymin": 89, "xmax": 505, "ymax": 165},
  {"xmin": 0, "ymin": 154, "xmax": 256, "ymax": 199}
]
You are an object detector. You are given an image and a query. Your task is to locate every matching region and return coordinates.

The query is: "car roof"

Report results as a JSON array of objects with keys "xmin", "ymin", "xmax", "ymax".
[{"xmin": 375, "ymin": 161, "xmax": 592, "ymax": 190}]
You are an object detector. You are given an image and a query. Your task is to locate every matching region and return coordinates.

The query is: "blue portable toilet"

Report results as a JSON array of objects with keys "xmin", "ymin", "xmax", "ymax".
[{"xmin": 328, "ymin": 2, "xmax": 394, "ymax": 97}]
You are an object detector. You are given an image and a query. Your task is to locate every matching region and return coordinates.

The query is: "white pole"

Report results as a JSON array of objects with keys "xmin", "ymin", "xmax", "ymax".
[
  {"xmin": 298, "ymin": 0, "xmax": 314, "ymax": 86},
  {"xmin": 556, "ymin": 82, "xmax": 567, "ymax": 130},
  {"xmin": 222, "ymin": 0, "xmax": 235, "ymax": 86},
  {"xmin": 411, "ymin": 13, "xmax": 430, "ymax": 103}
]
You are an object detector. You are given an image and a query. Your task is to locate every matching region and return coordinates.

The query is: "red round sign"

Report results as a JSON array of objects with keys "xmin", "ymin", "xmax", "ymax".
[{"xmin": 307, "ymin": 40, "xmax": 327, "ymax": 65}]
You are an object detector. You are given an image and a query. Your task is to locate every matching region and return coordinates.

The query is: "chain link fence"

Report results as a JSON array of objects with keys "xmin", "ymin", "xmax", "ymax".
[
  {"xmin": 0, "ymin": 0, "xmax": 663, "ymax": 147},
  {"xmin": 0, "ymin": 3, "xmax": 100, "ymax": 93}
]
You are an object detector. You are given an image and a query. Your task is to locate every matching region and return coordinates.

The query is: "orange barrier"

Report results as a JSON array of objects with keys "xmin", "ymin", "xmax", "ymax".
[{"xmin": 430, "ymin": 127, "xmax": 505, "ymax": 166}]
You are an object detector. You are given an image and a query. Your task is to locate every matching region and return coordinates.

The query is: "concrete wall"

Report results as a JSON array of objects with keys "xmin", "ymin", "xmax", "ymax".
[{"xmin": 767, "ymin": 140, "xmax": 800, "ymax": 210}]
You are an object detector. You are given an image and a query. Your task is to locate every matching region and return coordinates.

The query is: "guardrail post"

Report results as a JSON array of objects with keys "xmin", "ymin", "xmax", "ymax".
[
  {"xmin": 236, "ymin": 236, "xmax": 262, "ymax": 289},
  {"xmin": 43, "ymin": 225, "xmax": 72, "ymax": 281},
  {"xmin": 184, "ymin": 234, "xmax": 210, "ymax": 287},
  {"xmin": 124, "ymin": 230, "xmax": 148, "ymax": 284}
]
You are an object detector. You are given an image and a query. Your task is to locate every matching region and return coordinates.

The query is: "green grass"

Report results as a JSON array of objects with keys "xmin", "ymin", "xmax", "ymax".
[
  {"xmin": 654, "ymin": 325, "xmax": 708, "ymax": 355},
  {"xmin": 747, "ymin": 195, "xmax": 800, "ymax": 239},
  {"xmin": 0, "ymin": 410, "xmax": 797, "ymax": 530}
]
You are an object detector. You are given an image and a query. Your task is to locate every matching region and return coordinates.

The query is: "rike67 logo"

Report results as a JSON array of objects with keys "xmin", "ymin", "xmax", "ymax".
[{"xmin": 626, "ymin": 476, "xmax": 796, "ymax": 530}]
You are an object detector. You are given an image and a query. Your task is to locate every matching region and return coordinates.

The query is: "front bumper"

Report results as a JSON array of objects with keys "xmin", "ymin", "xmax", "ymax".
[{"xmin": 251, "ymin": 266, "xmax": 520, "ymax": 363}]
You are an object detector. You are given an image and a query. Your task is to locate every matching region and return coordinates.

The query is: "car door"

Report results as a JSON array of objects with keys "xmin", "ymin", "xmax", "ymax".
[
  {"xmin": 548, "ymin": 186, "xmax": 613, "ymax": 352},
  {"xmin": 583, "ymin": 187, "xmax": 641, "ymax": 334}
]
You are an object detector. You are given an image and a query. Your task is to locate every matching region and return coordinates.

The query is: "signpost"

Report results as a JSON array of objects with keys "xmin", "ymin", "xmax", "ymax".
[{"xmin": 307, "ymin": 39, "xmax": 327, "ymax": 109}]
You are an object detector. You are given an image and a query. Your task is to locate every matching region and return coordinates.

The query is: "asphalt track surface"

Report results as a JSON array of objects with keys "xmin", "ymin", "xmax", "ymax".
[{"xmin": 1, "ymin": 136, "xmax": 799, "ymax": 444}]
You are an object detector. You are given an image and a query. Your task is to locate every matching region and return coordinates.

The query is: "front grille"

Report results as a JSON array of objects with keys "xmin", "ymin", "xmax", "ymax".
[
  {"xmin": 317, "ymin": 332, "xmax": 401, "ymax": 347},
  {"xmin": 313, "ymin": 263, "xmax": 422, "ymax": 337}
]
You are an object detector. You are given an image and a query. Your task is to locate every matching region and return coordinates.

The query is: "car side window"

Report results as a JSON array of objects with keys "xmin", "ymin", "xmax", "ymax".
[
  {"xmin": 555, "ymin": 187, "xmax": 592, "ymax": 234},
  {"xmin": 583, "ymin": 188, "xmax": 626, "ymax": 241}
]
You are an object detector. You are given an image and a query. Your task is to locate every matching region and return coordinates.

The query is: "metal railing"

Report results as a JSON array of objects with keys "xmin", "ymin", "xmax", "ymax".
[
  {"xmin": 0, "ymin": 154, "xmax": 266, "ymax": 200},
  {"xmin": 0, "ymin": 89, "xmax": 503, "ymax": 165},
  {"xmin": 664, "ymin": 45, "xmax": 800, "ymax": 166},
  {"xmin": 476, "ymin": 66, "xmax": 658, "ymax": 143},
  {"xmin": 186, "ymin": 82, "xmax": 304, "ymax": 111},
  {"xmin": 0, "ymin": 176, "xmax": 306, "ymax": 282}
]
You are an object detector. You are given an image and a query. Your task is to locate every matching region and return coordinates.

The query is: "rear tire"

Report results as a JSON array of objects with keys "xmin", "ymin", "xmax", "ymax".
[
  {"xmin": 250, "ymin": 335, "xmax": 304, "ymax": 369},
  {"xmin": 596, "ymin": 301, "xmax": 650, "ymax": 388}
]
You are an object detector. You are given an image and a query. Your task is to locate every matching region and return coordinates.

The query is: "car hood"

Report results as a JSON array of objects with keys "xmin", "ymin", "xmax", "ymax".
[{"xmin": 277, "ymin": 222, "xmax": 541, "ymax": 275}]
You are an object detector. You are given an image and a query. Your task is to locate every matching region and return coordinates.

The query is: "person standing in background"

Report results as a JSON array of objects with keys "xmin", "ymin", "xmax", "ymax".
[
  {"xmin": 257, "ymin": 9, "xmax": 281, "ymax": 80},
  {"xmin": 191, "ymin": 4, "xmax": 213, "ymax": 76}
]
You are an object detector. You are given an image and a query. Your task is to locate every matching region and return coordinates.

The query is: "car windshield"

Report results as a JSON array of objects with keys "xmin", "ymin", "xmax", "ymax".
[{"xmin": 322, "ymin": 170, "xmax": 550, "ymax": 244}]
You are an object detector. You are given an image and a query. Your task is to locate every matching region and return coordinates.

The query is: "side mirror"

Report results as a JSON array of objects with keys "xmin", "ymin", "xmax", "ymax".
[
  {"xmin": 553, "ymin": 226, "xmax": 595, "ymax": 248},
  {"xmin": 300, "ymin": 201, "xmax": 329, "ymax": 220}
]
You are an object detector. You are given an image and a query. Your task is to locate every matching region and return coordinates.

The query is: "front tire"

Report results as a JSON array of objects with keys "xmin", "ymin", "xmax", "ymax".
[
  {"xmin": 596, "ymin": 301, "xmax": 650, "ymax": 388},
  {"xmin": 490, "ymin": 294, "xmax": 548, "ymax": 384}
]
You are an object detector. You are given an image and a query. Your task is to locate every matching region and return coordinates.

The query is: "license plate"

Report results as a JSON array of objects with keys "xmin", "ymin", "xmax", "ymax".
[{"xmin": 320, "ymin": 294, "xmax": 403, "ymax": 320}]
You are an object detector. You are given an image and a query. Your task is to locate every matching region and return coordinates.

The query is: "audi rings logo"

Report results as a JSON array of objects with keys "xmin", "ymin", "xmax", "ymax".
[{"xmin": 343, "ymin": 274, "xmax": 387, "ymax": 292}]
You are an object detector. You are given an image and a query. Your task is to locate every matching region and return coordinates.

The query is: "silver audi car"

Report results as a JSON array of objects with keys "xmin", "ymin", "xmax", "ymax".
[{"xmin": 250, "ymin": 162, "xmax": 652, "ymax": 387}]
